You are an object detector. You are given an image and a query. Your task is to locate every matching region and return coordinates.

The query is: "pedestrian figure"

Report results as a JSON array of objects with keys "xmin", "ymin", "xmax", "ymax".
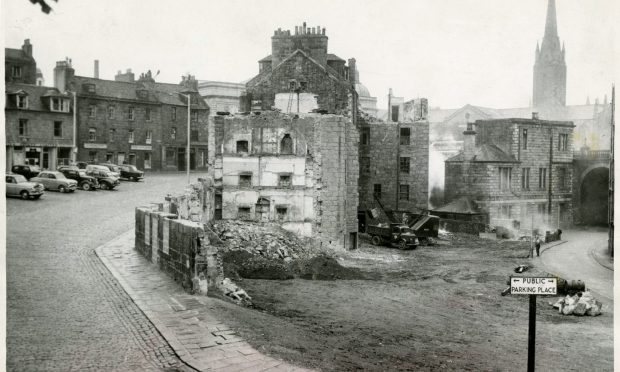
[{"xmin": 535, "ymin": 235, "xmax": 541, "ymax": 257}]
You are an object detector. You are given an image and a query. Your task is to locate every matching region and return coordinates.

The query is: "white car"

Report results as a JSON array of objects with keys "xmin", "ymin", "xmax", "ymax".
[
  {"xmin": 5, "ymin": 173, "xmax": 45, "ymax": 200},
  {"xmin": 30, "ymin": 171, "xmax": 78, "ymax": 193}
]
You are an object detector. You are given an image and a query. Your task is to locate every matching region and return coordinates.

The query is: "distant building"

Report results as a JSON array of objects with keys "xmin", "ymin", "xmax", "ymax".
[
  {"xmin": 445, "ymin": 116, "xmax": 575, "ymax": 231},
  {"xmin": 5, "ymin": 39, "xmax": 37, "ymax": 85},
  {"xmin": 53, "ymin": 60, "xmax": 210, "ymax": 170},
  {"xmin": 212, "ymin": 111, "xmax": 359, "ymax": 250},
  {"xmin": 197, "ymin": 80, "xmax": 245, "ymax": 114}
]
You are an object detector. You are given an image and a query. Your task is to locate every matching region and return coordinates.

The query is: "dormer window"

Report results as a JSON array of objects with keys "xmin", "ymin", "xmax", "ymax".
[
  {"xmin": 83, "ymin": 84, "xmax": 96, "ymax": 94},
  {"xmin": 16, "ymin": 95, "xmax": 28, "ymax": 109},
  {"xmin": 137, "ymin": 90, "xmax": 148, "ymax": 100},
  {"xmin": 50, "ymin": 97, "xmax": 70, "ymax": 112}
]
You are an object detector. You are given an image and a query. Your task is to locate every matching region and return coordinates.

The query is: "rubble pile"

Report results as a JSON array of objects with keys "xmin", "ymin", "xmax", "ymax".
[
  {"xmin": 550, "ymin": 291, "xmax": 603, "ymax": 316},
  {"xmin": 211, "ymin": 220, "xmax": 320, "ymax": 261}
]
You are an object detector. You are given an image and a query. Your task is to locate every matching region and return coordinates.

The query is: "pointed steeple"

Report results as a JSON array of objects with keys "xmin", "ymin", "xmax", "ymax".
[
  {"xmin": 544, "ymin": 0, "xmax": 558, "ymax": 39},
  {"xmin": 533, "ymin": 0, "xmax": 566, "ymax": 107}
]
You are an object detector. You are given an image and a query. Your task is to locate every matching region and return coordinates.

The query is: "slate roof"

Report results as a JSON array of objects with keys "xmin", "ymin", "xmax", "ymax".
[
  {"xmin": 246, "ymin": 49, "xmax": 350, "ymax": 88},
  {"xmin": 446, "ymin": 144, "xmax": 518, "ymax": 163},
  {"xmin": 5, "ymin": 47, "xmax": 34, "ymax": 61},
  {"xmin": 431, "ymin": 197, "xmax": 483, "ymax": 214},
  {"xmin": 5, "ymin": 83, "xmax": 70, "ymax": 112},
  {"xmin": 71, "ymin": 76, "xmax": 208, "ymax": 109},
  {"xmin": 327, "ymin": 53, "xmax": 344, "ymax": 61}
]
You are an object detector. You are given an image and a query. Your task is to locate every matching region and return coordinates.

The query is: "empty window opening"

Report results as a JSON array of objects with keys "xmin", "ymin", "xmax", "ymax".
[
  {"xmin": 236, "ymin": 140, "xmax": 249, "ymax": 154},
  {"xmin": 278, "ymin": 174, "xmax": 292, "ymax": 188},
  {"xmin": 399, "ymin": 184, "xmax": 409, "ymax": 200},
  {"xmin": 400, "ymin": 127, "xmax": 411, "ymax": 145},
  {"xmin": 276, "ymin": 206, "xmax": 288, "ymax": 222},
  {"xmin": 374, "ymin": 184, "xmax": 382, "ymax": 199},
  {"xmin": 280, "ymin": 133, "xmax": 293, "ymax": 154},
  {"xmin": 361, "ymin": 127, "xmax": 370, "ymax": 145},
  {"xmin": 522, "ymin": 128, "xmax": 528, "ymax": 150},
  {"xmin": 239, "ymin": 174, "xmax": 252, "ymax": 187},
  {"xmin": 499, "ymin": 167, "xmax": 512, "ymax": 190}
]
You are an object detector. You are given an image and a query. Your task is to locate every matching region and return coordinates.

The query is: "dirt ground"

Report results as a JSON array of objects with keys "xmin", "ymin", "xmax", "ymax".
[{"xmin": 210, "ymin": 233, "xmax": 614, "ymax": 371}]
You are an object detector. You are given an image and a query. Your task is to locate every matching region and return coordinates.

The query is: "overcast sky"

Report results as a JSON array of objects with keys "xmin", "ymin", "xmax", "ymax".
[{"xmin": 3, "ymin": 0, "xmax": 617, "ymax": 110}]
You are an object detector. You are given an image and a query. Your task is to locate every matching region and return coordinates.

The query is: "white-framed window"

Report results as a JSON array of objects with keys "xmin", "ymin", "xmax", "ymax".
[
  {"xmin": 108, "ymin": 106, "xmax": 115, "ymax": 119},
  {"xmin": 51, "ymin": 98, "xmax": 70, "ymax": 112},
  {"xmin": 19, "ymin": 119, "xmax": 28, "ymax": 135},
  {"xmin": 109, "ymin": 129, "xmax": 115, "ymax": 142},
  {"xmin": 89, "ymin": 128, "xmax": 97, "ymax": 141},
  {"xmin": 499, "ymin": 167, "xmax": 512, "ymax": 190},
  {"xmin": 128, "ymin": 107, "xmax": 135, "ymax": 121},
  {"xmin": 521, "ymin": 168, "xmax": 530, "ymax": 190},
  {"xmin": 128, "ymin": 130, "xmax": 134, "ymax": 144},
  {"xmin": 16, "ymin": 95, "xmax": 28, "ymax": 109},
  {"xmin": 146, "ymin": 130, "xmax": 152, "ymax": 144}
]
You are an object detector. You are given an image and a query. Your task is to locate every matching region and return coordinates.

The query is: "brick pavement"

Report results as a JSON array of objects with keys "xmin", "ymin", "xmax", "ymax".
[{"xmin": 96, "ymin": 229, "xmax": 313, "ymax": 372}]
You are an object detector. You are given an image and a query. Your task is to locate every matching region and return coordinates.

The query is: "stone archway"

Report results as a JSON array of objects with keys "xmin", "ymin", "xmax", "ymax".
[{"xmin": 580, "ymin": 167, "xmax": 609, "ymax": 225}]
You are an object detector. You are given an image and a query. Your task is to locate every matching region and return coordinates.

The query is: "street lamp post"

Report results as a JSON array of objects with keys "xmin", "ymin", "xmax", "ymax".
[{"xmin": 185, "ymin": 93, "xmax": 191, "ymax": 184}]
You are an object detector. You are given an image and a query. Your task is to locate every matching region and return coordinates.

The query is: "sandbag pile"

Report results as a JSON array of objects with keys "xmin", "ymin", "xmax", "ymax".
[
  {"xmin": 551, "ymin": 291, "xmax": 603, "ymax": 316},
  {"xmin": 211, "ymin": 220, "xmax": 317, "ymax": 261}
]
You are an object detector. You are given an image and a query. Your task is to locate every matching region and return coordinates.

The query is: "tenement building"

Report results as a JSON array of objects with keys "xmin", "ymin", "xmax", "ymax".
[
  {"xmin": 53, "ymin": 61, "xmax": 210, "ymax": 170},
  {"xmin": 444, "ymin": 115, "xmax": 575, "ymax": 231},
  {"xmin": 5, "ymin": 39, "xmax": 74, "ymax": 170},
  {"xmin": 212, "ymin": 111, "xmax": 359, "ymax": 250}
]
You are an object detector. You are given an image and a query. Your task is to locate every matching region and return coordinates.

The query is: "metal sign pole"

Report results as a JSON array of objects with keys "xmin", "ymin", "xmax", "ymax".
[{"xmin": 528, "ymin": 294, "xmax": 536, "ymax": 372}]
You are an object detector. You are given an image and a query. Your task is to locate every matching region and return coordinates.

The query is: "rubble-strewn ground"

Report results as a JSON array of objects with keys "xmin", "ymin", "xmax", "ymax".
[{"xmin": 208, "ymin": 231, "xmax": 613, "ymax": 371}]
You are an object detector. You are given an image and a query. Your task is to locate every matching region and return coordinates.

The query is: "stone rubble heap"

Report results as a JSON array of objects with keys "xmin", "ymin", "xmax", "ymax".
[
  {"xmin": 550, "ymin": 291, "xmax": 603, "ymax": 316},
  {"xmin": 210, "ymin": 220, "xmax": 320, "ymax": 262}
]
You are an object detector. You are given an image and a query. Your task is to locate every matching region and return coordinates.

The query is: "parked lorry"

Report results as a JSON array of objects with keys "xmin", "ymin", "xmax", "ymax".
[{"xmin": 367, "ymin": 223, "xmax": 419, "ymax": 250}]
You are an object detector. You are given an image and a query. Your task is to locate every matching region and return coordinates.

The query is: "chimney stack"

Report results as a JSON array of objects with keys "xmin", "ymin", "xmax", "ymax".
[
  {"xmin": 462, "ymin": 122, "xmax": 477, "ymax": 160},
  {"xmin": 532, "ymin": 112, "xmax": 539, "ymax": 120},
  {"xmin": 347, "ymin": 58, "xmax": 356, "ymax": 84},
  {"xmin": 94, "ymin": 60, "xmax": 99, "ymax": 79},
  {"xmin": 22, "ymin": 39, "xmax": 33, "ymax": 57}
]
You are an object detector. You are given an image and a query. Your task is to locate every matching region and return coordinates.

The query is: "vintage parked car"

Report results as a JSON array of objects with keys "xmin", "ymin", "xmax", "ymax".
[
  {"xmin": 30, "ymin": 171, "xmax": 78, "ymax": 193},
  {"xmin": 57, "ymin": 166, "xmax": 100, "ymax": 191},
  {"xmin": 5, "ymin": 173, "xmax": 45, "ymax": 200},
  {"xmin": 96, "ymin": 163, "xmax": 122, "ymax": 178},
  {"xmin": 118, "ymin": 164, "xmax": 144, "ymax": 181},
  {"xmin": 11, "ymin": 164, "xmax": 41, "ymax": 180},
  {"xmin": 87, "ymin": 169, "xmax": 121, "ymax": 190}
]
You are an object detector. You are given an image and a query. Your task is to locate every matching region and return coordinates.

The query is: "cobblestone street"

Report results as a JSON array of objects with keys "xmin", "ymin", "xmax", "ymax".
[{"xmin": 6, "ymin": 173, "xmax": 195, "ymax": 371}]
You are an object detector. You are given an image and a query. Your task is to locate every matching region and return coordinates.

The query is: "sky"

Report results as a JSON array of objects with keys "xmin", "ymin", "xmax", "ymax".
[{"xmin": 2, "ymin": 0, "xmax": 618, "ymax": 110}]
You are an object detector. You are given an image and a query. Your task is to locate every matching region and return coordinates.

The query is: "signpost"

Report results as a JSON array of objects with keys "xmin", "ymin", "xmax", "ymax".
[{"xmin": 509, "ymin": 277, "xmax": 557, "ymax": 372}]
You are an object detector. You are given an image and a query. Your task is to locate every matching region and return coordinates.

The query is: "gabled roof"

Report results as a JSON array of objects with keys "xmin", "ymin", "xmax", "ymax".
[
  {"xmin": 5, "ymin": 48, "xmax": 34, "ymax": 61},
  {"xmin": 431, "ymin": 197, "xmax": 484, "ymax": 214},
  {"xmin": 327, "ymin": 53, "xmax": 344, "ymax": 61},
  {"xmin": 446, "ymin": 144, "xmax": 518, "ymax": 163},
  {"xmin": 5, "ymin": 83, "xmax": 70, "ymax": 112},
  {"xmin": 247, "ymin": 49, "xmax": 350, "ymax": 88}
]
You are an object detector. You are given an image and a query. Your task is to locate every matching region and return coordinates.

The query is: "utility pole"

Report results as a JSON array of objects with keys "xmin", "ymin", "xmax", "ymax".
[
  {"xmin": 548, "ymin": 127, "xmax": 553, "ymax": 224},
  {"xmin": 72, "ymin": 91, "xmax": 77, "ymax": 164}
]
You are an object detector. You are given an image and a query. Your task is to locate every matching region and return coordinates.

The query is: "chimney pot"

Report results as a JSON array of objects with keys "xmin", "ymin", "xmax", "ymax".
[
  {"xmin": 94, "ymin": 60, "xmax": 99, "ymax": 79},
  {"xmin": 532, "ymin": 112, "xmax": 539, "ymax": 120}
]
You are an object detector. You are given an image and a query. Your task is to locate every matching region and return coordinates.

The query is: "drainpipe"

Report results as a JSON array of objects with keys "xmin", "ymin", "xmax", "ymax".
[
  {"xmin": 548, "ymin": 127, "xmax": 553, "ymax": 223},
  {"xmin": 72, "ymin": 91, "xmax": 77, "ymax": 164}
]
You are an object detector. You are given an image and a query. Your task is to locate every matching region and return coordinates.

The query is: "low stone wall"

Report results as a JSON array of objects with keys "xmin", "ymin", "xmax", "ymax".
[{"xmin": 134, "ymin": 178, "xmax": 220, "ymax": 294}]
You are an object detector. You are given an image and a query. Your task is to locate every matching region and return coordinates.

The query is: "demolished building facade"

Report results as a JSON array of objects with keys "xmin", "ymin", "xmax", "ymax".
[{"xmin": 212, "ymin": 112, "xmax": 359, "ymax": 250}]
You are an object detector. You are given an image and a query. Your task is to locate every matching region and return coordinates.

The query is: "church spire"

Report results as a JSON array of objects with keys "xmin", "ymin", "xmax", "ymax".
[
  {"xmin": 544, "ymin": 0, "xmax": 558, "ymax": 39},
  {"xmin": 533, "ymin": 0, "xmax": 566, "ymax": 107}
]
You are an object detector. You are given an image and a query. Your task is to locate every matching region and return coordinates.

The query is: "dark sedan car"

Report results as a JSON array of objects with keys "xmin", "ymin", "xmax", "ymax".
[
  {"xmin": 118, "ymin": 164, "xmax": 144, "ymax": 181},
  {"xmin": 58, "ymin": 166, "xmax": 100, "ymax": 191},
  {"xmin": 11, "ymin": 164, "xmax": 41, "ymax": 180}
]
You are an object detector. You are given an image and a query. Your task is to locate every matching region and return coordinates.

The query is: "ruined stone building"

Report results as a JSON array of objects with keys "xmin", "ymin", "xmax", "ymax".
[
  {"xmin": 444, "ymin": 115, "xmax": 575, "ymax": 231},
  {"xmin": 212, "ymin": 111, "xmax": 359, "ymax": 250},
  {"xmin": 198, "ymin": 80, "xmax": 246, "ymax": 114},
  {"xmin": 5, "ymin": 39, "xmax": 75, "ymax": 169},
  {"xmin": 52, "ymin": 60, "xmax": 210, "ymax": 170}
]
